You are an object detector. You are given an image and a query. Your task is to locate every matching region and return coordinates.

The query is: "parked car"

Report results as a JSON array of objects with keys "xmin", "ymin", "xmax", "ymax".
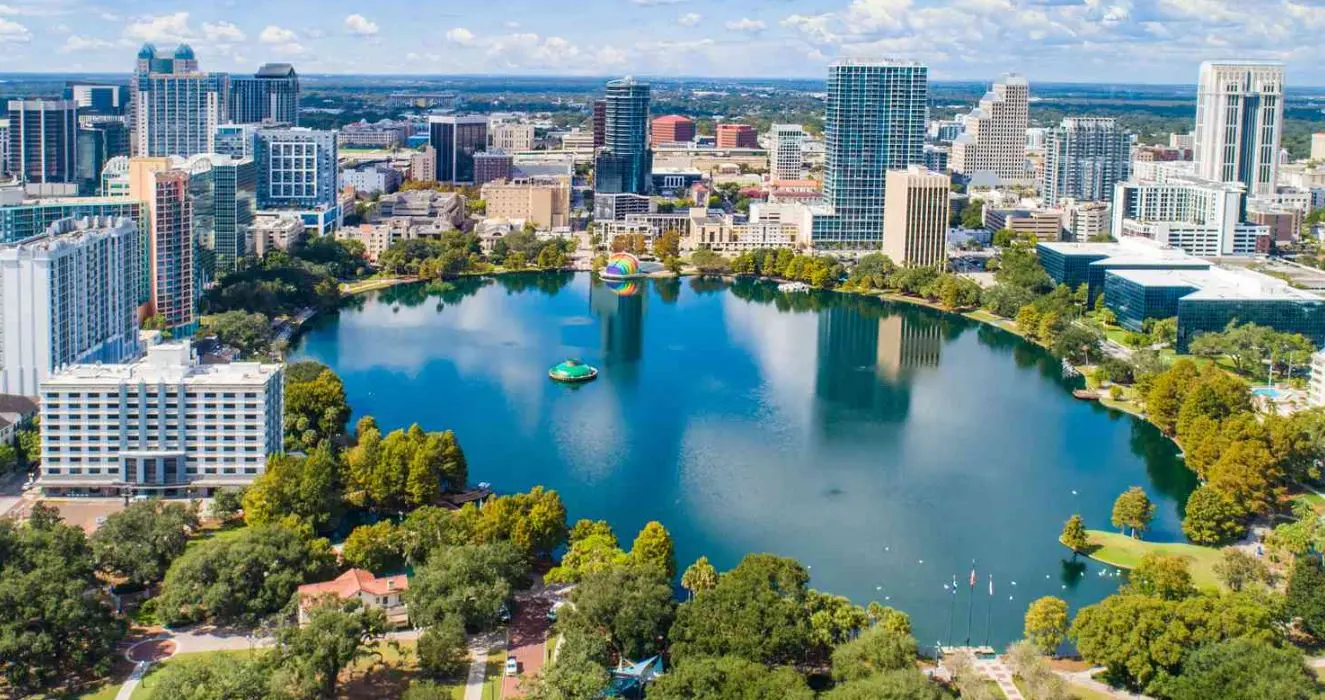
[
  {"xmin": 499, "ymin": 602, "xmax": 513, "ymax": 624},
  {"xmin": 504, "ymin": 657, "xmax": 519, "ymax": 676}
]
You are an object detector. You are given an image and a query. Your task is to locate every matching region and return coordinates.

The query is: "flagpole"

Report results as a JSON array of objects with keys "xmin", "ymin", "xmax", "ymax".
[
  {"xmin": 965, "ymin": 560, "xmax": 976, "ymax": 646},
  {"xmin": 983, "ymin": 574, "xmax": 994, "ymax": 648}
]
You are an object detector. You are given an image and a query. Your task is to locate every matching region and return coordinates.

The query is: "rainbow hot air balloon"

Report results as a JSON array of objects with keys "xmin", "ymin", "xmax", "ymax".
[{"xmin": 602, "ymin": 252, "xmax": 641, "ymax": 279}]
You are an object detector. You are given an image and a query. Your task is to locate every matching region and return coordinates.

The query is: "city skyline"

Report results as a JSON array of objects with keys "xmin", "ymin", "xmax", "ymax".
[{"xmin": 0, "ymin": 0, "xmax": 1318, "ymax": 84}]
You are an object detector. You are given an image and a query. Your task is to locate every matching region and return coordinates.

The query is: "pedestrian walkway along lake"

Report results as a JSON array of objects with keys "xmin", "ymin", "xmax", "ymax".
[{"xmin": 293, "ymin": 272, "xmax": 1195, "ymax": 649}]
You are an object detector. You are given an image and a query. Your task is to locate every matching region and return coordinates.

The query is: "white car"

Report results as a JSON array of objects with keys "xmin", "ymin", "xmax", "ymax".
[{"xmin": 504, "ymin": 658, "xmax": 519, "ymax": 676}]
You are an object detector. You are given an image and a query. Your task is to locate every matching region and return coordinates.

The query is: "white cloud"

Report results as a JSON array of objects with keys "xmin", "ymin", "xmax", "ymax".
[
  {"xmin": 123, "ymin": 12, "xmax": 193, "ymax": 44},
  {"xmin": 259, "ymin": 25, "xmax": 298, "ymax": 44},
  {"xmin": 678, "ymin": 12, "xmax": 702, "ymax": 26},
  {"xmin": 782, "ymin": 13, "xmax": 839, "ymax": 44},
  {"xmin": 446, "ymin": 27, "xmax": 476, "ymax": 45},
  {"xmin": 202, "ymin": 21, "xmax": 245, "ymax": 43},
  {"xmin": 60, "ymin": 34, "xmax": 115, "ymax": 52},
  {"xmin": 0, "ymin": 17, "xmax": 29, "ymax": 41},
  {"xmin": 271, "ymin": 42, "xmax": 307, "ymax": 56},
  {"xmin": 306, "ymin": 28, "xmax": 326, "ymax": 38},
  {"xmin": 725, "ymin": 17, "xmax": 766, "ymax": 32},
  {"xmin": 344, "ymin": 13, "xmax": 379, "ymax": 36}
]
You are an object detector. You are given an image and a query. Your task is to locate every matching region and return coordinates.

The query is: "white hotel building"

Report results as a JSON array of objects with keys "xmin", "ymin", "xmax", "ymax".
[
  {"xmin": 38, "ymin": 341, "xmax": 284, "ymax": 496},
  {"xmin": 0, "ymin": 216, "xmax": 142, "ymax": 397}
]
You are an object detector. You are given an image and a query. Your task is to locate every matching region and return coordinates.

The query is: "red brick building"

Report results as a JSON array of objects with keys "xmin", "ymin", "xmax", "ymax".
[
  {"xmin": 652, "ymin": 115, "xmax": 696, "ymax": 145},
  {"xmin": 717, "ymin": 123, "xmax": 757, "ymax": 149}
]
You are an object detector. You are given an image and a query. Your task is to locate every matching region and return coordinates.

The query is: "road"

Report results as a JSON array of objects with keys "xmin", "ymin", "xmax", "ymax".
[{"xmin": 502, "ymin": 594, "xmax": 555, "ymax": 698}]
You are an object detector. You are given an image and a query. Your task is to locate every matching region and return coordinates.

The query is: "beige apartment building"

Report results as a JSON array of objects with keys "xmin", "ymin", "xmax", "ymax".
[
  {"xmin": 409, "ymin": 145, "xmax": 436, "ymax": 184},
  {"xmin": 883, "ymin": 167, "xmax": 950, "ymax": 268},
  {"xmin": 491, "ymin": 123, "xmax": 535, "ymax": 152},
  {"xmin": 951, "ymin": 74, "xmax": 1030, "ymax": 185},
  {"xmin": 480, "ymin": 178, "xmax": 571, "ymax": 230}
]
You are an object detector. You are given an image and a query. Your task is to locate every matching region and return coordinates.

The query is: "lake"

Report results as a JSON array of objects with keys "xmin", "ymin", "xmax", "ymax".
[{"xmin": 293, "ymin": 272, "xmax": 1196, "ymax": 650}]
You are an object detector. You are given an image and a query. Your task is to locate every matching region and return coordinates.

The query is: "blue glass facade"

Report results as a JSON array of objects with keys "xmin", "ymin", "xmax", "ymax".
[
  {"xmin": 1102, "ymin": 272, "xmax": 1198, "ymax": 332},
  {"xmin": 594, "ymin": 78, "xmax": 651, "ymax": 195},
  {"xmin": 1177, "ymin": 298, "xmax": 1325, "ymax": 353},
  {"xmin": 1037, "ymin": 245, "xmax": 1107, "ymax": 291}
]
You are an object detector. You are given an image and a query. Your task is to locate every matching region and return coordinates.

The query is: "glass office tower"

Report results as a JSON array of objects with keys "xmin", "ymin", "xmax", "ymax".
[{"xmin": 593, "ymin": 77, "xmax": 651, "ymax": 195}]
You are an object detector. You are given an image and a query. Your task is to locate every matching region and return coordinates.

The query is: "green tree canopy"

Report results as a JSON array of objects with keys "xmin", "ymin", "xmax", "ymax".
[
  {"xmin": 1164, "ymin": 638, "xmax": 1319, "ymax": 700},
  {"xmin": 629, "ymin": 521, "xmax": 676, "ymax": 579},
  {"xmin": 1286, "ymin": 555, "xmax": 1325, "ymax": 640},
  {"xmin": 199, "ymin": 310, "xmax": 274, "ymax": 358},
  {"xmin": 822, "ymin": 670, "xmax": 951, "ymax": 700},
  {"xmin": 342, "ymin": 521, "xmax": 405, "ymax": 574},
  {"xmin": 91, "ymin": 499, "xmax": 199, "ymax": 588},
  {"xmin": 242, "ymin": 442, "xmax": 344, "ymax": 534},
  {"xmin": 1023, "ymin": 596, "xmax": 1070, "ymax": 656},
  {"xmin": 1181, "ymin": 485, "xmax": 1248, "ymax": 545},
  {"xmin": 561, "ymin": 566, "xmax": 676, "ymax": 660},
  {"xmin": 681, "ymin": 555, "xmax": 719, "ymax": 599},
  {"xmin": 417, "ymin": 616, "xmax": 469, "ymax": 680},
  {"xmin": 407, "ymin": 542, "xmax": 529, "ymax": 631},
  {"xmin": 1110, "ymin": 486, "xmax": 1156, "ymax": 538},
  {"xmin": 284, "ymin": 362, "xmax": 351, "ymax": 451},
  {"xmin": 271, "ymin": 596, "xmax": 387, "ymax": 699},
  {"xmin": 829, "ymin": 623, "xmax": 918, "ymax": 682},
  {"xmin": 1061, "ymin": 514, "xmax": 1090, "ymax": 555},
  {"xmin": 646, "ymin": 656, "xmax": 814, "ymax": 700}
]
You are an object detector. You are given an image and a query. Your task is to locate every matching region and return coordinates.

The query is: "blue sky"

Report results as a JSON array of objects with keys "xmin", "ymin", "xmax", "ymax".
[{"xmin": 1, "ymin": 0, "xmax": 1322, "ymax": 84}]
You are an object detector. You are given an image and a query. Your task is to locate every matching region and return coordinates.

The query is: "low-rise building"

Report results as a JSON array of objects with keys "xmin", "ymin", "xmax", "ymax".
[
  {"xmin": 480, "ymin": 178, "xmax": 571, "ymax": 230},
  {"xmin": 297, "ymin": 569, "xmax": 409, "ymax": 628},
  {"xmin": 1060, "ymin": 199, "xmax": 1112, "ymax": 242},
  {"xmin": 38, "ymin": 340, "xmax": 284, "ymax": 496},
  {"xmin": 340, "ymin": 160, "xmax": 404, "ymax": 195},
  {"xmin": 251, "ymin": 215, "xmax": 303, "ymax": 256},
  {"xmin": 409, "ymin": 145, "xmax": 437, "ymax": 184},
  {"xmin": 0, "ymin": 394, "xmax": 38, "ymax": 445},
  {"xmin": 338, "ymin": 120, "xmax": 410, "ymax": 149},
  {"xmin": 984, "ymin": 208, "xmax": 1062, "ymax": 241},
  {"xmin": 474, "ymin": 151, "xmax": 514, "ymax": 187},
  {"xmin": 1037, "ymin": 238, "xmax": 1211, "ymax": 303},
  {"xmin": 593, "ymin": 192, "xmax": 652, "ymax": 221},
  {"xmin": 490, "ymin": 122, "xmax": 535, "ymax": 152}
]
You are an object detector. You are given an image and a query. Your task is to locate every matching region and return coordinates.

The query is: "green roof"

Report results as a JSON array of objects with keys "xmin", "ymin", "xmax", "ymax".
[{"xmin": 550, "ymin": 359, "xmax": 597, "ymax": 381}]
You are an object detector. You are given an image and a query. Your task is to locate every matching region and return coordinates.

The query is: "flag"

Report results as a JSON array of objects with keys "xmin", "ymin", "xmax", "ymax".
[
  {"xmin": 988, "ymin": 575, "xmax": 994, "ymax": 597},
  {"xmin": 969, "ymin": 564, "xmax": 977, "ymax": 588},
  {"xmin": 951, "ymin": 575, "xmax": 958, "ymax": 595}
]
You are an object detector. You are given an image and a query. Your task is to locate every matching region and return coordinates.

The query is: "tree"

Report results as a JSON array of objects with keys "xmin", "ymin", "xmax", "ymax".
[
  {"xmin": 689, "ymin": 248, "xmax": 729, "ymax": 274},
  {"xmin": 1286, "ymin": 556, "xmax": 1325, "ymax": 639},
  {"xmin": 1214, "ymin": 549, "xmax": 1270, "ymax": 593},
  {"xmin": 1181, "ymin": 486, "xmax": 1248, "ymax": 545},
  {"xmin": 962, "ymin": 200, "xmax": 986, "ymax": 229},
  {"xmin": 211, "ymin": 488, "xmax": 245, "ymax": 523},
  {"xmin": 646, "ymin": 656, "xmax": 815, "ymax": 700},
  {"xmin": 284, "ymin": 362, "xmax": 351, "ymax": 451},
  {"xmin": 1149, "ymin": 317, "xmax": 1178, "ymax": 347},
  {"xmin": 0, "ymin": 511, "xmax": 125, "ymax": 694},
  {"xmin": 668, "ymin": 554, "xmax": 818, "ymax": 666},
  {"xmin": 1052, "ymin": 325, "xmax": 1104, "ymax": 365},
  {"xmin": 829, "ymin": 624, "xmax": 917, "ymax": 681},
  {"xmin": 142, "ymin": 652, "xmax": 275, "ymax": 700},
  {"xmin": 1015, "ymin": 305, "xmax": 1041, "ymax": 339},
  {"xmin": 1110, "ymin": 486, "xmax": 1156, "ymax": 538},
  {"xmin": 407, "ymin": 542, "xmax": 529, "ymax": 631},
  {"xmin": 523, "ymin": 628, "xmax": 611, "ymax": 700},
  {"xmin": 417, "ymin": 616, "xmax": 469, "ymax": 680},
  {"xmin": 342, "ymin": 521, "xmax": 404, "ymax": 573},
  {"xmin": 1208, "ymin": 439, "xmax": 1281, "ymax": 517},
  {"xmin": 629, "ymin": 521, "xmax": 676, "ymax": 579},
  {"xmin": 346, "ymin": 424, "xmax": 470, "ymax": 513},
  {"xmin": 1124, "ymin": 553, "xmax": 1196, "ymax": 601},
  {"xmin": 0, "ymin": 442, "xmax": 18, "ymax": 474},
  {"xmin": 561, "ymin": 567, "xmax": 676, "ymax": 659},
  {"xmin": 1060, "ymin": 514, "xmax": 1089, "ymax": 556},
  {"xmin": 273, "ymin": 596, "xmax": 387, "ymax": 699},
  {"xmin": 200, "ymin": 310, "xmax": 274, "ymax": 358},
  {"xmin": 822, "ymin": 670, "xmax": 950, "ymax": 700},
  {"xmin": 681, "ymin": 556, "xmax": 718, "ymax": 599},
  {"xmin": 947, "ymin": 652, "xmax": 1000, "ymax": 700},
  {"xmin": 654, "ymin": 230, "xmax": 681, "ymax": 259},
  {"xmin": 544, "ymin": 522, "xmax": 628, "ymax": 584},
  {"xmin": 243, "ymin": 442, "xmax": 343, "ymax": 533},
  {"xmin": 1145, "ymin": 359, "xmax": 1200, "ymax": 434},
  {"xmin": 1023, "ymin": 596, "xmax": 1070, "ymax": 656},
  {"xmin": 1004, "ymin": 640, "xmax": 1069, "ymax": 700},
  {"xmin": 91, "ymin": 499, "xmax": 198, "ymax": 589},
  {"xmin": 156, "ymin": 524, "xmax": 336, "ymax": 626},
  {"xmin": 1165, "ymin": 638, "xmax": 1319, "ymax": 700},
  {"xmin": 399, "ymin": 506, "xmax": 458, "ymax": 564}
]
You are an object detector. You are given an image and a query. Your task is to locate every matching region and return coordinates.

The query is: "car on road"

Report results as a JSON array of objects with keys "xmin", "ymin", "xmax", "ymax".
[{"xmin": 504, "ymin": 657, "xmax": 519, "ymax": 676}]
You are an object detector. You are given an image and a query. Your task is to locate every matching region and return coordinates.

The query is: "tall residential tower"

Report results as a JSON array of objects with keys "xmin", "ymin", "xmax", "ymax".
[
  {"xmin": 131, "ymin": 44, "xmax": 228, "ymax": 157},
  {"xmin": 594, "ymin": 77, "xmax": 652, "ymax": 195},
  {"xmin": 1193, "ymin": 60, "xmax": 1284, "ymax": 197},
  {"xmin": 228, "ymin": 63, "xmax": 300, "ymax": 126},
  {"xmin": 951, "ymin": 74, "xmax": 1030, "ymax": 185},
  {"xmin": 1041, "ymin": 118, "xmax": 1132, "ymax": 206}
]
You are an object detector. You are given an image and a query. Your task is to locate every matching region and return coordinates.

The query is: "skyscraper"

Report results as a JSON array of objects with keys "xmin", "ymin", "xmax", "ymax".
[
  {"xmin": 129, "ymin": 157, "xmax": 198, "ymax": 334},
  {"xmin": 592, "ymin": 99, "xmax": 607, "ymax": 150},
  {"xmin": 428, "ymin": 116, "xmax": 488, "ymax": 184},
  {"xmin": 594, "ymin": 77, "xmax": 651, "ymax": 195},
  {"xmin": 174, "ymin": 154, "xmax": 256, "ymax": 276},
  {"xmin": 1193, "ymin": 61, "xmax": 1284, "ymax": 197},
  {"xmin": 131, "ymin": 44, "xmax": 228, "ymax": 157},
  {"xmin": 768, "ymin": 124, "xmax": 807, "ymax": 183},
  {"xmin": 951, "ymin": 74, "xmax": 1029, "ymax": 185},
  {"xmin": 253, "ymin": 127, "xmax": 338, "ymax": 209},
  {"xmin": 1041, "ymin": 118, "xmax": 1132, "ymax": 207},
  {"xmin": 883, "ymin": 166, "xmax": 950, "ymax": 268},
  {"xmin": 0, "ymin": 216, "xmax": 141, "ymax": 396},
  {"xmin": 6, "ymin": 99, "xmax": 78, "ymax": 186},
  {"xmin": 812, "ymin": 60, "xmax": 928, "ymax": 249},
  {"xmin": 228, "ymin": 63, "xmax": 300, "ymax": 126}
]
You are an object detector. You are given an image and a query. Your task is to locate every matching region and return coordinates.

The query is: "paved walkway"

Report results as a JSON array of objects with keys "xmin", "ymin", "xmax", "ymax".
[
  {"xmin": 1055, "ymin": 667, "xmax": 1154, "ymax": 699},
  {"xmin": 114, "ymin": 661, "xmax": 150, "ymax": 700},
  {"xmin": 463, "ymin": 648, "xmax": 490, "ymax": 700},
  {"xmin": 972, "ymin": 656, "xmax": 1024, "ymax": 700}
]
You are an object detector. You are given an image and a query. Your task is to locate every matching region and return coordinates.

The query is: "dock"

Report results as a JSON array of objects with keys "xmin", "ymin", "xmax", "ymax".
[
  {"xmin": 437, "ymin": 486, "xmax": 494, "ymax": 510},
  {"xmin": 1071, "ymin": 389, "xmax": 1100, "ymax": 401}
]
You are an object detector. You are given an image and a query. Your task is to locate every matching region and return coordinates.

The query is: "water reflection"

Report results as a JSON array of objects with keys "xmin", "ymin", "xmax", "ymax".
[{"xmin": 590, "ymin": 279, "xmax": 644, "ymax": 367}]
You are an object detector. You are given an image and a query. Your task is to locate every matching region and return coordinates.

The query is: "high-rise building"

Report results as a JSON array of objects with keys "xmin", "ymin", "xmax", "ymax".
[
  {"xmin": 428, "ymin": 116, "xmax": 488, "ymax": 184},
  {"xmin": 129, "ymin": 157, "xmax": 198, "ymax": 333},
  {"xmin": 131, "ymin": 43, "xmax": 228, "ymax": 158},
  {"xmin": 37, "ymin": 340, "xmax": 285, "ymax": 496},
  {"xmin": 716, "ymin": 123, "xmax": 757, "ymax": 149},
  {"xmin": 481, "ymin": 178, "xmax": 572, "ymax": 230},
  {"xmin": 64, "ymin": 83, "xmax": 129, "ymax": 115},
  {"xmin": 1041, "ymin": 118, "xmax": 1132, "ymax": 207},
  {"xmin": 7, "ymin": 99, "xmax": 78, "ymax": 186},
  {"xmin": 951, "ymin": 74, "xmax": 1030, "ymax": 185},
  {"xmin": 0, "ymin": 192, "xmax": 145, "ymax": 249},
  {"xmin": 410, "ymin": 145, "xmax": 437, "ymax": 184},
  {"xmin": 1193, "ymin": 61, "xmax": 1284, "ymax": 197},
  {"xmin": 474, "ymin": 150, "xmax": 514, "ymax": 187},
  {"xmin": 592, "ymin": 100, "xmax": 606, "ymax": 150},
  {"xmin": 0, "ymin": 119, "xmax": 8, "ymax": 178},
  {"xmin": 76, "ymin": 121, "xmax": 129, "ymax": 196},
  {"xmin": 174, "ymin": 154, "xmax": 255, "ymax": 275},
  {"xmin": 1113, "ymin": 173, "xmax": 1268, "ymax": 256},
  {"xmin": 883, "ymin": 166, "xmax": 950, "ymax": 268},
  {"xmin": 651, "ymin": 115, "xmax": 695, "ymax": 145},
  {"xmin": 768, "ymin": 124, "xmax": 807, "ymax": 183},
  {"xmin": 254, "ymin": 127, "xmax": 338, "ymax": 209},
  {"xmin": 214, "ymin": 123, "xmax": 258, "ymax": 159},
  {"xmin": 594, "ymin": 77, "xmax": 651, "ymax": 195},
  {"xmin": 228, "ymin": 63, "xmax": 300, "ymax": 126},
  {"xmin": 0, "ymin": 216, "xmax": 141, "ymax": 396},
  {"xmin": 812, "ymin": 59, "xmax": 928, "ymax": 249},
  {"xmin": 490, "ymin": 122, "xmax": 535, "ymax": 152}
]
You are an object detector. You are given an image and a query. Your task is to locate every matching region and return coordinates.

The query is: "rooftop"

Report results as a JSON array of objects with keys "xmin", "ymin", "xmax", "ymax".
[
  {"xmin": 297, "ymin": 569, "xmax": 408, "ymax": 602},
  {"xmin": 1108, "ymin": 267, "xmax": 1323, "ymax": 302},
  {"xmin": 42, "ymin": 341, "xmax": 282, "ymax": 388}
]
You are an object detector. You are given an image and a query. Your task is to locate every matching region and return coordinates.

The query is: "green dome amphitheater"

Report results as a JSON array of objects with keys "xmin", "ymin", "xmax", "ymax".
[{"xmin": 548, "ymin": 359, "xmax": 599, "ymax": 383}]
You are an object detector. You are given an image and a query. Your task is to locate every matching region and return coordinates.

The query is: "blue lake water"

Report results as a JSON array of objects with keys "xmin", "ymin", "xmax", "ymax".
[{"xmin": 293, "ymin": 272, "xmax": 1195, "ymax": 650}]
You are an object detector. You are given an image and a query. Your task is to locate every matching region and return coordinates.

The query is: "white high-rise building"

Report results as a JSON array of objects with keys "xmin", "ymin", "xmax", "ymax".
[
  {"xmin": 951, "ymin": 74, "xmax": 1030, "ymax": 185},
  {"xmin": 768, "ymin": 124, "xmax": 807, "ymax": 183},
  {"xmin": 1041, "ymin": 118, "xmax": 1132, "ymax": 207},
  {"xmin": 1112, "ymin": 174, "xmax": 1268, "ymax": 256},
  {"xmin": 37, "ymin": 340, "xmax": 284, "ymax": 496},
  {"xmin": 1193, "ymin": 61, "xmax": 1284, "ymax": 197},
  {"xmin": 490, "ymin": 122, "xmax": 535, "ymax": 152},
  {"xmin": 0, "ymin": 216, "xmax": 141, "ymax": 396}
]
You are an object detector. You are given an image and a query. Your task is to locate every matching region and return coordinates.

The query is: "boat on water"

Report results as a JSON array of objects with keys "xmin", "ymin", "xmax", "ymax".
[
  {"xmin": 549, "ymin": 359, "xmax": 599, "ymax": 383},
  {"xmin": 778, "ymin": 281, "xmax": 812, "ymax": 293}
]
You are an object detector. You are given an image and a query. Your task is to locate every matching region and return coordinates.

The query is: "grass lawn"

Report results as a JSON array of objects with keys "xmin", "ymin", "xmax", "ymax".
[
  {"xmin": 1291, "ymin": 490, "xmax": 1325, "ymax": 515},
  {"xmin": 341, "ymin": 277, "xmax": 413, "ymax": 295},
  {"xmin": 182, "ymin": 522, "xmax": 248, "ymax": 555},
  {"xmin": 1072, "ymin": 530, "xmax": 1224, "ymax": 590}
]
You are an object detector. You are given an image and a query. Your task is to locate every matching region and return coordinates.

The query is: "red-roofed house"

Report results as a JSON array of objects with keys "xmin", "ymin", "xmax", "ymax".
[{"xmin": 297, "ymin": 569, "xmax": 410, "ymax": 627}]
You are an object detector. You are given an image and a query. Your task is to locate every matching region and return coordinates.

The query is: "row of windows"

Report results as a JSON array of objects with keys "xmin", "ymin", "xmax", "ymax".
[{"xmin": 46, "ymin": 466, "xmax": 262, "ymax": 476}]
